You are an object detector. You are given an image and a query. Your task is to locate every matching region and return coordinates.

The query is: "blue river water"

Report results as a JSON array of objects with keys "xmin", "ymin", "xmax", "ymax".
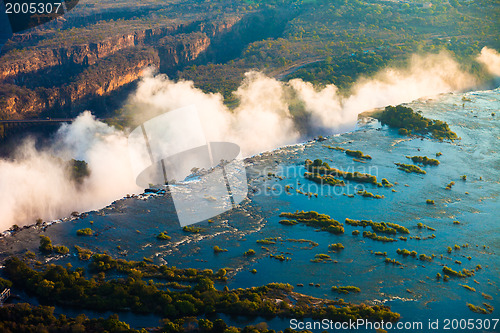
[{"xmin": 1, "ymin": 88, "xmax": 499, "ymax": 332}]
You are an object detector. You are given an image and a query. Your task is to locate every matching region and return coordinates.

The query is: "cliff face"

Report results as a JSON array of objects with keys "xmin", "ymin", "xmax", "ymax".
[
  {"xmin": 0, "ymin": 48, "xmax": 159, "ymax": 119},
  {"xmin": 158, "ymin": 32, "xmax": 211, "ymax": 72},
  {"xmin": 0, "ymin": 16, "xmax": 244, "ymax": 120},
  {"xmin": 0, "ymin": 25, "xmax": 179, "ymax": 83}
]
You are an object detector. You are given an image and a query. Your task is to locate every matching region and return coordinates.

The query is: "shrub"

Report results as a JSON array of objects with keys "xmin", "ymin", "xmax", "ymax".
[
  {"xmin": 395, "ymin": 163, "xmax": 426, "ymax": 174},
  {"xmin": 183, "ymin": 226, "xmax": 203, "ymax": 233},
  {"xmin": 39, "ymin": 236, "xmax": 53, "ymax": 253},
  {"xmin": 328, "ymin": 243, "xmax": 344, "ymax": 250},
  {"xmin": 244, "ymin": 249, "xmax": 256, "ymax": 256},
  {"xmin": 156, "ymin": 232, "xmax": 171, "ymax": 240},
  {"xmin": 213, "ymin": 246, "xmax": 228, "ymax": 253},
  {"xmin": 279, "ymin": 219, "xmax": 298, "ymax": 226},
  {"xmin": 76, "ymin": 228, "xmax": 93, "ymax": 236},
  {"xmin": 331, "ymin": 286, "xmax": 360, "ymax": 294},
  {"xmin": 54, "ymin": 246, "xmax": 69, "ymax": 255}
]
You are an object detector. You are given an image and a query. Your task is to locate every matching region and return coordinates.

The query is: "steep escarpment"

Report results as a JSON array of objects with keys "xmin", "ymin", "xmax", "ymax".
[
  {"xmin": 158, "ymin": 32, "xmax": 211, "ymax": 73},
  {"xmin": 0, "ymin": 47, "xmax": 159, "ymax": 119},
  {"xmin": 0, "ymin": 25, "xmax": 180, "ymax": 83},
  {"xmin": 0, "ymin": 18, "xmax": 240, "ymax": 120}
]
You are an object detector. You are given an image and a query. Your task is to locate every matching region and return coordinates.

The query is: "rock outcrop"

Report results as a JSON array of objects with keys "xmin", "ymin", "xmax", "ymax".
[{"xmin": 0, "ymin": 17, "xmax": 241, "ymax": 119}]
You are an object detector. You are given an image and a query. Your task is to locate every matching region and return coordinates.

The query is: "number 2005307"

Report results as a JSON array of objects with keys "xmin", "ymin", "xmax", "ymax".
[
  {"xmin": 5, "ymin": 2, "xmax": 63, "ymax": 14},
  {"xmin": 443, "ymin": 318, "xmax": 498, "ymax": 330}
]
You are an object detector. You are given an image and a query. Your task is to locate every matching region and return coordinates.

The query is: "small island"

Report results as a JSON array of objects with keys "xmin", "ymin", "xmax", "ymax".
[
  {"xmin": 406, "ymin": 156, "xmax": 440, "ymax": 166},
  {"xmin": 376, "ymin": 105, "xmax": 458, "ymax": 140},
  {"xmin": 345, "ymin": 149, "xmax": 372, "ymax": 160},
  {"xmin": 156, "ymin": 231, "xmax": 171, "ymax": 240},
  {"xmin": 280, "ymin": 211, "xmax": 345, "ymax": 234},
  {"xmin": 76, "ymin": 228, "xmax": 94, "ymax": 236},
  {"xmin": 345, "ymin": 218, "xmax": 409, "ymax": 235},
  {"xmin": 305, "ymin": 159, "xmax": 378, "ymax": 185},
  {"xmin": 331, "ymin": 286, "xmax": 361, "ymax": 294},
  {"xmin": 395, "ymin": 163, "xmax": 426, "ymax": 174}
]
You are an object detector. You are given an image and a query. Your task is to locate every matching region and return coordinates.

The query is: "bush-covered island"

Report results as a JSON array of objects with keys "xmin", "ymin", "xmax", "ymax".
[
  {"xmin": 280, "ymin": 210, "xmax": 345, "ymax": 234},
  {"xmin": 376, "ymin": 105, "xmax": 458, "ymax": 140},
  {"xmin": 305, "ymin": 159, "xmax": 379, "ymax": 184}
]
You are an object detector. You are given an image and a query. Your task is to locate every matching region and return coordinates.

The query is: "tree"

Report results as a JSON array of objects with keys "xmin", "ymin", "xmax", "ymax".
[{"xmin": 39, "ymin": 236, "xmax": 53, "ymax": 253}]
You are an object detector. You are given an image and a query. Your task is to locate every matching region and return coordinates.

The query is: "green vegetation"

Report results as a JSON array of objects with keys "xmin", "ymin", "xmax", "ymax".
[
  {"xmin": 213, "ymin": 246, "xmax": 228, "ymax": 253},
  {"xmin": 381, "ymin": 178, "xmax": 394, "ymax": 188},
  {"xmin": 286, "ymin": 239, "xmax": 319, "ymax": 249},
  {"xmin": 76, "ymin": 228, "xmax": 94, "ymax": 236},
  {"xmin": 68, "ymin": 159, "xmax": 91, "ymax": 184},
  {"xmin": 54, "ymin": 245, "xmax": 70, "ymax": 255},
  {"xmin": 325, "ymin": 146, "xmax": 345, "ymax": 152},
  {"xmin": 0, "ymin": 303, "xmax": 140, "ymax": 333},
  {"xmin": 3, "ymin": 256, "xmax": 400, "ymax": 326},
  {"xmin": 256, "ymin": 237, "xmax": 278, "ymax": 244},
  {"xmin": 352, "ymin": 230, "xmax": 360, "ymax": 236},
  {"xmin": 417, "ymin": 223, "xmax": 436, "ymax": 231},
  {"xmin": 270, "ymin": 254, "xmax": 290, "ymax": 262},
  {"xmin": 419, "ymin": 254, "xmax": 433, "ymax": 262},
  {"xmin": 406, "ymin": 156, "xmax": 440, "ymax": 166},
  {"xmin": 331, "ymin": 286, "xmax": 361, "ymax": 294},
  {"xmin": 377, "ymin": 105, "xmax": 458, "ymax": 140},
  {"xmin": 244, "ymin": 249, "xmax": 256, "ymax": 256},
  {"xmin": 156, "ymin": 232, "xmax": 171, "ymax": 240},
  {"xmin": 363, "ymin": 231, "xmax": 396, "ymax": 242},
  {"xmin": 345, "ymin": 149, "xmax": 372, "ymax": 160},
  {"xmin": 279, "ymin": 219, "xmax": 298, "ymax": 226},
  {"xmin": 460, "ymin": 284, "xmax": 476, "ymax": 292},
  {"xmin": 445, "ymin": 181, "xmax": 456, "ymax": 190},
  {"xmin": 183, "ymin": 226, "xmax": 203, "ymax": 233},
  {"xmin": 357, "ymin": 190, "xmax": 384, "ymax": 199},
  {"xmin": 280, "ymin": 211, "xmax": 344, "ymax": 234},
  {"xmin": 482, "ymin": 292, "xmax": 493, "ymax": 300},
  {"xmin": 442, "ymin": 266, "xmax": 475, "ymax": 278},
  {"xmin": 328, "ymin": 243, "xmax": 344, "ymax": 251},
  {"xmin": 395, "ymin": 163, "xmax": 426, "ymax": 174},
  {"xmin": 39, "ymin": 236, "xmax": 53, "ymax": 253},
  {"xmin": 304, "ymin": 172, "xmax": 346, "ymax": 186},
  {"xmin": 396, "ymin": 249, "xmax": 418, "ymax": 257},
  {"xmin": 467, "ymin": 303, "xmax": 493, "ymax": 314},
  {"xmin": 305, "ymin": 159, "xmax": 378, "ymax": 185},
  {"xmin": 75, "ymin": 245, "xmax": 93, "ymax": 260},
  {"xmin": 396, "ymin": 249, "xmax": 409, "ymax": 256},
  {"xmin": 384, "ymin": 258, "xmax": 403, "ymax": 266},
  {"xmin": 39, "ymin": 236, "xmax": 69, "ymax": 255},
  {"xmin": 345, "ymin": 218, "xmax": 409, "ymax": 235},
  {"xmin": 426, "ymin": 199, "xmax": 435, "ymax": 205},
  {"xmin": 311, "ymin": 254, "xmax": 332, "ymax": 263}
]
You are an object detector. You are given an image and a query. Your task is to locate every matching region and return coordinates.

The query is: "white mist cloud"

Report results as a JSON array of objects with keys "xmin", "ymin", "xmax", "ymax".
[
  {"xmin": 477, "ymin": 47, "xmax": 500, "ymax": 77},
  {"xmin": 0, "ymin": 112, "xmax": 140, "ymax": 230},
  {"xmin": 130, "ymin": 70, "xmax": 299, "ymax": 155},
  {"xmin": 289, "ymin": 51, "xmax": 477, "ymax": 133},
  {"xmin": 0, "ymin": 49, "xmax": 495, "ymax": 230}
]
